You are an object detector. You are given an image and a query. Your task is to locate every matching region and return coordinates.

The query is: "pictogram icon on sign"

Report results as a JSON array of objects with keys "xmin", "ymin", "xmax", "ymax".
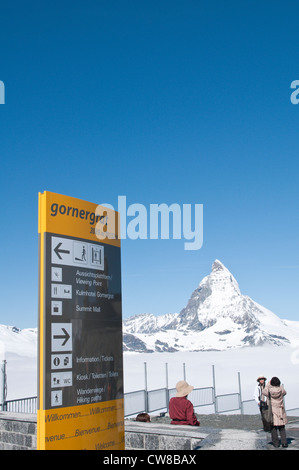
[
  {"xmin": 54, "ymin": 242, "xmax": 70, "ymax": 260},
  {"xmin": 51, "ymin": 323, "xmax": 72, "ymax": 352},
  {"xmin": 51, "ymin": 353, "xmax": 72, "ymax": 370}
]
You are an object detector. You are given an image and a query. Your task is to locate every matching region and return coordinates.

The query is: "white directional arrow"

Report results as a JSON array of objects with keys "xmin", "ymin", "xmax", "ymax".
[{"xmin": 51, "ymin": 237, "xmax": 73, "ymax": 266}]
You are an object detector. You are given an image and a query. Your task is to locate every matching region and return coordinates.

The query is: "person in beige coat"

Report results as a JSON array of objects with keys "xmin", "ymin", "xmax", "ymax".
[{"xmin": 262, "ymin": 376, "xmax": 288, "ymax": 448}]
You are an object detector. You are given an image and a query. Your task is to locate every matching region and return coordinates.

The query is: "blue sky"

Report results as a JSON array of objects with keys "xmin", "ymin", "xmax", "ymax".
[{"xmin": 0, "ymin": 0, "xmax": 299, "ymax": 329}]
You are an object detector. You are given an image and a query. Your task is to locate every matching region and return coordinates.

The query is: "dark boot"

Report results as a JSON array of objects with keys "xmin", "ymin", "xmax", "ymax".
[{"xmin": 279, "ymin": 426, "xmax": 288, "ymax": 447}]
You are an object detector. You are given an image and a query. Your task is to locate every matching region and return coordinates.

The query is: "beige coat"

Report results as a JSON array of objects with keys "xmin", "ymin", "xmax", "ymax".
[{"xmin": 262, "ymin": 383, "xmax": 287, "ymax": 426}]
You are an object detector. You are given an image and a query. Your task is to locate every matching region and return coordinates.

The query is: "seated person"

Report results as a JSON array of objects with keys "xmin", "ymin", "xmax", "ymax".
[
  {"xmin": 135, "ymin": 413, "xmax": 151, "ymax": 422},
  {"xmin": 169, "ymin": 380, "xmax": 200, "ymax": 426}
]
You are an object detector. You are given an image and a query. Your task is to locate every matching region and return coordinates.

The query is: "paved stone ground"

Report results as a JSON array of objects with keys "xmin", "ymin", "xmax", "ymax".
[{"xmin": 149, "ymin": 414, "xmax": 299, "ymax": 450}]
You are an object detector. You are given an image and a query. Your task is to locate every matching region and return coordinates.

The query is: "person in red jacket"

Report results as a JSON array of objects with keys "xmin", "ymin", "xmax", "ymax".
[{"xmin": 169, "ymin": 380, "xmax": 200, "ymax": 426}]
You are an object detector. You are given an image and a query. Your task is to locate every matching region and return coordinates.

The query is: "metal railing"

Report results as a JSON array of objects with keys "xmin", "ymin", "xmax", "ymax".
[
  {"xmin": 1, "ymin": 396, "xmax": 37, "ymax": 413},
  {"xmin": 124, "ymin": 389, "xmax": 147, "ymax": 417},
  {"xmin": 0, "ymin": 387, "xmax": 242, "ymax": 416},
  {"xmin": 1, "ymin": 361, "xmax": 297, "ymax": 418},
  {"xmin": 215, "ymin": 392, "xmax": 242, "ymax": 414},
  {"xmin": 124, "ymin": 386, "xmax": 254, "ymax": 417},
  {"xmin": 3, "ymin": 391, "xmax": 299, "ymax": 418}
]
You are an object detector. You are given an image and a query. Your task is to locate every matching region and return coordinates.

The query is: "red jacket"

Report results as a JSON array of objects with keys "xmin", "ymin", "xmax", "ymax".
[{"xmin": 169, "ymin": 396, "xmax": 200, "ymax": 426}]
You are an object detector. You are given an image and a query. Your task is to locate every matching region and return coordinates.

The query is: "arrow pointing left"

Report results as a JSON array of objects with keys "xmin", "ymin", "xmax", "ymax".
[{"xmin": 54, "ymin": 242, "xmax": 70, "ymax": 260}]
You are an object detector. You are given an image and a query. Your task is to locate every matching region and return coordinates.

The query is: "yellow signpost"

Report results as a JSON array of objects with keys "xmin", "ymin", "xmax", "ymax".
[{"xmin": 38, "ymin": 191, "xmax": 124, "ymax": 450}]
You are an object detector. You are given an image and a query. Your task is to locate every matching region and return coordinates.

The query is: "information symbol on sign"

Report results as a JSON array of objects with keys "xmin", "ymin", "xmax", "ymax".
[
  {"xmin": 53, "ymin": 357, "xmax": 60, "ymax": 367},
  {"xmin": 51, "ymin": 353, "xmax": 72, "ymax": 370}
]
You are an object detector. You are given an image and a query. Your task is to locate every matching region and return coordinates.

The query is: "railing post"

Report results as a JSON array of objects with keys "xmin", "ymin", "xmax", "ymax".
[
  {"xmin": 144, "ymin": 362, "xmax": 148, "ymax": 413},
  {"xmin": 1, "ymin": 360, "xmax": 7, "ymax": 410},
  {"xmin": 183, "ymin": 362, "xmax": 186, "ymax": 381},
  {"xmin": 165, "ymin": 363, "xmax": 169, "ymax": 412},
  {"xmin": 238, "ymin": 372, "xmax": 243, "ymax": 414},
  {"xmin": 212, "ymin": 365, "xmax": 217, "ymax": 413}
]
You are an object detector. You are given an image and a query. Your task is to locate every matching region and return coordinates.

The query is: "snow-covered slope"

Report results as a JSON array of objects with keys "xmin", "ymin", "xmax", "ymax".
[
  {"xmin": 0, "ymin": 325, "xmax": 37, "ymax": 357},
  {"xmin": 0, "ymin": 326, "xmax": 37, "ymax": 401},
  {"xmin": 123, "ymin": 260, "xmax": 299, "ymax": 352}
]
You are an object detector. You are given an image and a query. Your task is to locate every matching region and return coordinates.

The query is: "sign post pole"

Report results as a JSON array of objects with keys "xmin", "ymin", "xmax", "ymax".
[{"xmin": 38, "ymin": 191, "xmax": 124, "ymax": 450}]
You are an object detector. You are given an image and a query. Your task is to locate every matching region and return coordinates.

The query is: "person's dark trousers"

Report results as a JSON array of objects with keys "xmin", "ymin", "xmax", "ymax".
[
  {"xmin": 271, "ymin": 425, "xmax": 287, "ymax": 447},
  {"xmin": 259, "ymin": 406, "xmax": 268, "ymax": 431}
]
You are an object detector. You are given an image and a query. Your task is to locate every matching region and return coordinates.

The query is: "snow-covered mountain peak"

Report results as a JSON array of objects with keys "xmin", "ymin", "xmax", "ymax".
[
  {"xmin": 178, "ymin": 260, "xmax": 241, "ymax": 328},
  {"xmin": 212, "ymin": 259, "xmax": 226, "ymax": 272},
  {"xmin": 208, "ymin": 259, "xmax": 241, "ymax": 295},
  {"xmin": 123, "ymin": 259, "xmax": 299, "ymax": 352}
]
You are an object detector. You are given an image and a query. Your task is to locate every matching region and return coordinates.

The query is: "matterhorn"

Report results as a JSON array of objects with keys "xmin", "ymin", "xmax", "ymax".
[{"xmin": 123, "ymin": 260, "xmax": 299, "ymax": 353}]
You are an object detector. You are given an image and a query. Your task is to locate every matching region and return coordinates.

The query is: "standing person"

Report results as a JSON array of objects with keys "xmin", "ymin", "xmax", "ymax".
[
  {"xmin": 169, "ymin": 380, "xmax": 200, "ymax": 426},
  {"xmin": 254, "ymin": 375, "xmax": 269, "ymax": 430},
  {"xmin": 262, "ymin": 377, "xmax": 288, "ymax": 448},
  {"xmin": 254, "ymin": 375, "xmax": 267, "ymax": 408}
]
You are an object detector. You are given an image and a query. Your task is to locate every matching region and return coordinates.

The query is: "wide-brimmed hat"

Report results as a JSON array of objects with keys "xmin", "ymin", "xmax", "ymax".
[
  {"xmin": 175, "ymin": 380, "xmax": 194, "ymax": 397},
  {"xmin": 257, "ymin": 376, "xmax": 267, "ymax": 382}
]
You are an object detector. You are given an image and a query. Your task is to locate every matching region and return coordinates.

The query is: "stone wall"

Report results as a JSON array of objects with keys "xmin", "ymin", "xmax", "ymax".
[
  {"xmin": 0, "ymin": 412, "xmax": 37, "ymax": 450},
  {"xmin": 125, "ymin": 421, "xmax": 208, "ymax": 450}
]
